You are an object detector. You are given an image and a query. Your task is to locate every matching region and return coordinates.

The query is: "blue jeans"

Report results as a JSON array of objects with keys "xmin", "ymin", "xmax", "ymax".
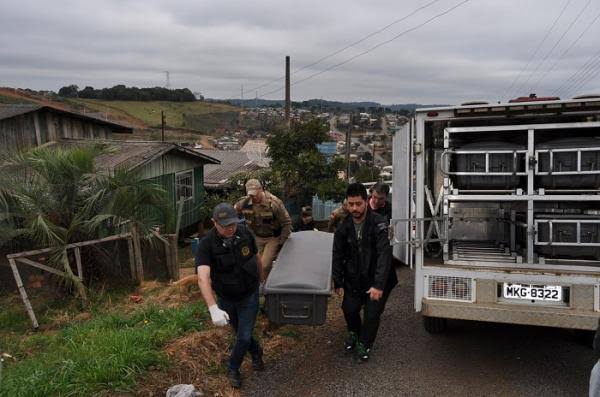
[{"xmin": 218, "ymin": 287, "xmax": 261, "ymax": 371}]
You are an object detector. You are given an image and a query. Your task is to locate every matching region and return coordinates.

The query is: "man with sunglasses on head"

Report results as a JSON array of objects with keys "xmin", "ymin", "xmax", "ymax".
[{"xmin": 196, "ymin": 203, "xmax": 265, "ymax": 389}]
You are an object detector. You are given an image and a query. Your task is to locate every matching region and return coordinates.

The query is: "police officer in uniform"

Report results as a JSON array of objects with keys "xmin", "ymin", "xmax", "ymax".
[
  {"xmin": 196, "ymin": 203, "xmax": 265, "ymax": 388},
  {"xmin": 332, "ymin": 182, "xmax": 397, "ymax": 362},
  {"xmin": 235, "ymin": 179, "xmax": 291, "ymax": 276}
]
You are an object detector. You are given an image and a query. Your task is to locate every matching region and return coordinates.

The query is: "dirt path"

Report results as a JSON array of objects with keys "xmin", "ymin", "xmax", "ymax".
[{"xmin": 243, "ymin": 268, "xmax": 595, "ymax": 397}]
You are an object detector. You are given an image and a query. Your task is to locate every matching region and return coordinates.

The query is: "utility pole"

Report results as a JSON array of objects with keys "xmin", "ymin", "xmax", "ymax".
[
  {"xmin": 255, "ymin": 91, "xmax": 258, "ymax": 109},
  {"xmin": 372, "ymin": 141, "xmax": 376, "ymax": 180},
  {"xmin": 164, "ymin": 71, "xmax": 170, "ymax": 89},
  {"xmin": 241, "ymin": 84, "xmax": 244, "ymax": 108},
  {"xmin": 161, "ymin": 111, "xmax": 166, "ymax": 142},
  {"xmin": 345, "ymin": 123, "xmax": 352, "ymax": 181},
  {"xmin": 285, "ymin": 55, "xmax": 290, "ymax": 128}
]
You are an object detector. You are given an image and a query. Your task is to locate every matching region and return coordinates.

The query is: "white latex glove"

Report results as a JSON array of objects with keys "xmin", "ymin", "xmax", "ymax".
[{"xmin": 208, "ymin": 305, "xmax": 229, "ymax": 327}]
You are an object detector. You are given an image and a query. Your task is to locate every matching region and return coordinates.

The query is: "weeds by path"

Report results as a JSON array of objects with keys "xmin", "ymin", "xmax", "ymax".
[{"xmin": 0, "ymin": 295, "xmax": 207, "ymax": 396}]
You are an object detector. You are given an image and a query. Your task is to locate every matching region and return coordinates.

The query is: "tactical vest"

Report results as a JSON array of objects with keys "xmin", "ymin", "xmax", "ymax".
[
  {"xmin": 240, "ymin": 196, "xmax": 281, "ymax": 238},
  {"xmin": 209, "ymin": 227, "xmax": 258, "ymax": 299}
]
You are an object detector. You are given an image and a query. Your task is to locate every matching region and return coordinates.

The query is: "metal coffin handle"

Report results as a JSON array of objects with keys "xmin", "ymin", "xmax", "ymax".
[{"xmin": 281, "ymin": 302, "xmax": 312, "ymax": 319}]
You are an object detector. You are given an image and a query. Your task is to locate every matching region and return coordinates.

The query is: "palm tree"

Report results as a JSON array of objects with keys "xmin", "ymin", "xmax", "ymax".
[{"xmin": 0, "ymin": 144, "xmax": 171, "ymax": 305}]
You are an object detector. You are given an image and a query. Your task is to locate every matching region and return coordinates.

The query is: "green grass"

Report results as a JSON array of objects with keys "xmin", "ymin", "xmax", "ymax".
[
  {"xmin": 277, "ymin": 327, "xmax": 302, "ymax": 340},
  {"xmin": 0, "ymin": 302, "xmax": 207, "ymax": 396},
  {"xmin": 0, "ymin": 307, "xmax": 31, "ymax": 333},
  {"xmin": 0, "ymin": 93, "xmax": 34, "ymax": 104},
  {"xmin": 68, "ymin": 99, "xmax": 241, "ymax": 130}
]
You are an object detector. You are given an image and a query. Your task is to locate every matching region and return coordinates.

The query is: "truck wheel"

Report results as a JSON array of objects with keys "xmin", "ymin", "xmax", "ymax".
[
  {"xmin": 423, "ymin": 316, "xmax": 447, "ymax": 334},
  {"xmin": 575, "ymin": 329, "xmax": 594, "ymax": 347}
]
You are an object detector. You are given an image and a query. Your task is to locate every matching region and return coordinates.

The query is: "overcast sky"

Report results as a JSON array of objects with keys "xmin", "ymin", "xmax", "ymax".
[{"xmin": 2, "ymin": 0, "xmax": 600, "ymax": 105}]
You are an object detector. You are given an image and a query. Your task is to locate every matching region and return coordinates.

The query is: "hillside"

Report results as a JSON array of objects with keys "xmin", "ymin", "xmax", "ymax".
[
  {"xmin": 67, "ymin": 99, "xmax": 241, "ymax": 131},
  {"xmin": 225, "ymin": 97, "xmax": 447, "ymax": 112},
  {"xmin": 0, "ymin": 87, "xmax": 69, "ymax": 109},
  {"xmin": 0, "ymin": 88, "xmax": 243, "ymax": 133}
]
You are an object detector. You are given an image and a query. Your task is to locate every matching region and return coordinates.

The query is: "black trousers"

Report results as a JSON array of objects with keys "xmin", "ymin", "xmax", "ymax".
[{"xmin": 342, "ymin": 289, "xmax": 391, "ymax": 349}]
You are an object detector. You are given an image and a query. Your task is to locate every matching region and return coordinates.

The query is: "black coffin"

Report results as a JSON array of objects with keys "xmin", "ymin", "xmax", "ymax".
[{"xmin": 263, "ymin": 231, "xmax": 333, "ymax": 325}]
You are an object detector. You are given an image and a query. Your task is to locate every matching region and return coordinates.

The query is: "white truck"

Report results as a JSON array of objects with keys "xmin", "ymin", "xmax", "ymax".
[{"xmin": 392, "ymin": 96, "xmax": 600, "ymax": 333}]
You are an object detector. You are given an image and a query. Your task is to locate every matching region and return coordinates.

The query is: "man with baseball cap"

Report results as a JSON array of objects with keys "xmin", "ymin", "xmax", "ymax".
[
  {"xmin": 235, "ymin": 179, "xmax": 291, "ymax": 276},
  {"xmin": 196, "ymin": 202, "xmax": 265, "ymax": 388}
]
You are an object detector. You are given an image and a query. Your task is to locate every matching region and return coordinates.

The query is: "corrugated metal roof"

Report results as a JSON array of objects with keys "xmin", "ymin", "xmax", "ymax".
[
  {"xmin": 0, "ymin": 104, "xmax": 133, "ymax": 133},
  {"xmin": 0, "ymin": 104, "xmax": 43, "ymax": 120},
  {"xmin": 197, "ymin": 149, "xmax": 269, "ymax": 188},
  {"xmin": 241, "ymin": 139, "xmax": 268, "ymax": 154},
  {"xmin": 57, "ymin": 139, "xmax": 220, "ymax": 171}
]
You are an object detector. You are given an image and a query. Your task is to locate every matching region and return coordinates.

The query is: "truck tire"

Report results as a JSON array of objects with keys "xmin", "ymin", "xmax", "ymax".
[
  {"xmin": 423, "ymin": 315, "xmax": 447, "ymax": 334},
  {"xmin": 575, "ymin": 329, "xmax": 594, "ymax": 347}
]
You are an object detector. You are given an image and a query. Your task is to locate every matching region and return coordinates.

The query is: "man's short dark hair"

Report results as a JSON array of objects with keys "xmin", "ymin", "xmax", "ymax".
[
  {"xmin": 372, "ymin": 182, "xmax": 390, "ymax": 196},
  {"xmin": 346, "ymin": 182, "xmax": 368, "ymax": 200}
]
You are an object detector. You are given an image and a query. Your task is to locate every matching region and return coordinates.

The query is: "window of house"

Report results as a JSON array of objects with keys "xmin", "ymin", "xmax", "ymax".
[{"xmin": 176, "ymin": 170, "xmax": 194, "ymax": 201}]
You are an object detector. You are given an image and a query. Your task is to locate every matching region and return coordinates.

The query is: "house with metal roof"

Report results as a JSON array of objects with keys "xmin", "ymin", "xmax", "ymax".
[
  {"xmin": 197, "ymin": 149, "xmax": 270, "ymax": 191},
  {"xmin": 0, "ymin": 104, "xmax": 133, "ymax": 152},
  {"xmin": 59, "ymin": 139, "xmax": 220, "ymax": 231},
  {"xmin": 0, "ymin": 104, "xmax": 222, "ymax": 232}
]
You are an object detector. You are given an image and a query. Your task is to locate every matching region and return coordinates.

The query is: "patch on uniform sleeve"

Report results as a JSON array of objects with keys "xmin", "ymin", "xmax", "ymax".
[
  {"xmin": 377, "ymin": 222, "xmax": 389, "ymax": 232},
  {"xmin": 241, "ymin": 246, "xmax": 251, "ymax": 257}
]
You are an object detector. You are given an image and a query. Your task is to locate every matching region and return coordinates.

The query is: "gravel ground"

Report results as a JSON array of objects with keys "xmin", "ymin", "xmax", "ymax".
[{"xmin": 243, "ymin": 267, "xmax": 596, "ymax": 396}]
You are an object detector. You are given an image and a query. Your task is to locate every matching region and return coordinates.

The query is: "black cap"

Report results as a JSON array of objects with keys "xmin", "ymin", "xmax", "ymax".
[{"xmin": 212, "ymin": 203, "xmax": 239, "ymax": 226}]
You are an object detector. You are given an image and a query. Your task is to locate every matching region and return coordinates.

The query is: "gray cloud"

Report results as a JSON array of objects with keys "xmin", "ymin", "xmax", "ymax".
[{"xmin": 1, "ymin": 0, "xmax": 600, "ymax": 104}]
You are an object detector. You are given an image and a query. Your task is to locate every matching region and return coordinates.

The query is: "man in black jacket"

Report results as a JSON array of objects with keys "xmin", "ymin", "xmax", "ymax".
[
  {"xmin": 196, "ymin": 203, "xmax": 265, "ymax": 388},
  {"xmin": 332, "ymin": 182, "xmax": 398, "ymax": 362}
]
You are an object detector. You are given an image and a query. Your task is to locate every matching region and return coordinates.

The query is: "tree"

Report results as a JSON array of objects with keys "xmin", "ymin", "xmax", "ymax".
[
  {"xmin": 58, "ymin": 84, "xmax": 79, "ymax": 98},
  {"xmin": 267, "ymin": 119, "xmax": 346, "ymax": 204},
  {"xmin": 352, "ymin": 164, "xmax": 377, "ymax": 183},
  {"xmin": 0, "ymin": 145, "xmax": 171, "ymax": 304},
  {"xmin": 361, "ymin": 151, "xmax": 373, "ymax": 162}
]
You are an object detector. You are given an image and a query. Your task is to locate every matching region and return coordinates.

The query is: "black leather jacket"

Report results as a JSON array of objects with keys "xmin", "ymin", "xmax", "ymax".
[{"xmin": 332, "ymin": 211, "xmax": 397, "ymax": 294}]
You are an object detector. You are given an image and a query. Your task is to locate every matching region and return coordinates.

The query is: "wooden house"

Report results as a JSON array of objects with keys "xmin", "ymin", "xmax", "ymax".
[
  {"xmin": 61, "ymin": 139, "xmax": 220, "ymax": 231},
  {"xmin": 0, "ymin": 104, "xmax": 132, "ymax": 152}
]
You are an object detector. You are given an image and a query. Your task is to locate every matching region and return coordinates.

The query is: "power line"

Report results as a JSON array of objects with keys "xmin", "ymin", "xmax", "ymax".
[
  {"xmin": 530, "ymin": 8, "xmax": 600, "ymax": 94},
  {"xmin": 501, "ymin": 0, "xmax": 571, "ymax": 101},
  {"xmin": 565, "ymin": 62, "xmax": 600, "ymax": 97},
  {"xmin": 257, "ymin": 0, "xmax": 471, "ymax": 99},
  {"xmin": 554, "ymin": 48, "xmax": 600, "ymax": 96},
  {"xmin": 516, "ymin": 0, "xmax": 591, "ymax": 97},
  {"xmin": 561, "ymin": 53, "xmax": 600, "ymax": 98},
  {"xmin": 244, "ymin": 0, "xmax": 443, "ymax": 93}
]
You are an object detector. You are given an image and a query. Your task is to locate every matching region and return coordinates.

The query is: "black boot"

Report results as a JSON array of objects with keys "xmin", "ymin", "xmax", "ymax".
[
  {"xmin": 252, "ymin": 348, "xmax": 265, "ymax": 371},
  {"xmin": 227, "ymin": 369, "xmax": 242, "ymax": 388},
  {"xmin": 344, "ymin": 331, "xmax": 358, "ymax": 352}
]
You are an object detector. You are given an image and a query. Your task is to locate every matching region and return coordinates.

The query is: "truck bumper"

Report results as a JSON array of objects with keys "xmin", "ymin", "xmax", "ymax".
[{"xmin": 422, "ymin": 299, "xmax": 599, "ymax": 330}]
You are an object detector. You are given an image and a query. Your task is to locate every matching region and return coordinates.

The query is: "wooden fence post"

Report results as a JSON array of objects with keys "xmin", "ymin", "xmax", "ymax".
[
  {"xmin": 127, "ymin": 238, "xmax": 137, "ymax": 282},
  {"xmin": 167, "ymin": 234, "xmax": 180, "ymax": 281},
  {"xmin": 8, "ymin": 258, "xmax": 39, "ymax": 329},
  {"xmin": 74, "ymin": 247, "xmax": 83, "ymax": 281},
  {"xmin": 131, "ymin": 223, "xmax": 144, "ymax": 282}
]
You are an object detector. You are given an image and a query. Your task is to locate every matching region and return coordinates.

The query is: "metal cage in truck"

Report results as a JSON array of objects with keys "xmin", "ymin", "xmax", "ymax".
[{"xmin": 391, "ymin": 97, "xmax": 600, "ymax": 332}]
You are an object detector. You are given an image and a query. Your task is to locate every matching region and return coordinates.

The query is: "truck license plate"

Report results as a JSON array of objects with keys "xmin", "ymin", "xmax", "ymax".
[{"xmin": 503, "ymin": 283, "xmax": 562, "ymax": 301}]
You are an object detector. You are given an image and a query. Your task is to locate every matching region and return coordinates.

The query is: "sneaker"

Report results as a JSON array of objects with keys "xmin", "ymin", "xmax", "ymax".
[
  {"xmin": 227, "ymin": 369, "xmax": 242, "ymax": 388},
  {"xmin": 355, "ymin": 342, "xmax": 370, "ymax": 362},
  {"xmin": 344, "ymin": 331, "xmax": 358, "ymax": 352},
  {"xmin": 252, "ymin": 349, "xmax": 265, "ymax": 371}
]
